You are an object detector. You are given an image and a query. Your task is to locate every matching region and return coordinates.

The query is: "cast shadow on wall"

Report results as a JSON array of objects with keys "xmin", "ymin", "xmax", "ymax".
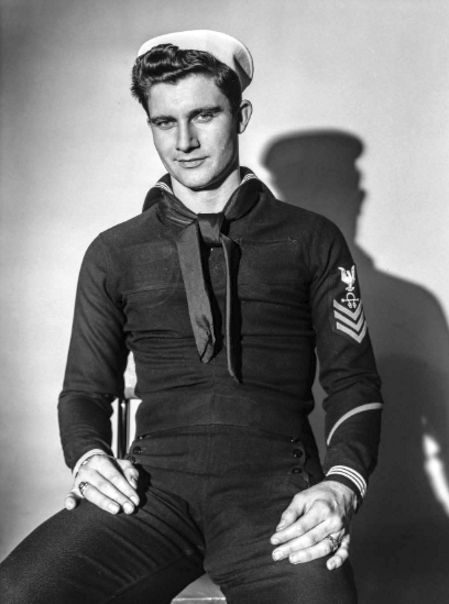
[{"xmin": 262, "ymin": 131, "xmax": 449, "ymax": 604}]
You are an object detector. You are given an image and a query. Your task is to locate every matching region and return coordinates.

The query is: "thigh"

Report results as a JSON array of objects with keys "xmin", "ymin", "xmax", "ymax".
[
  {"xmin": 223, "ymin": 558, "xmax": 357, "ymax": 604},
  {"xmin": 202, "ymin": 427, "xmax": 357, "ymax": 603},
  {"xmin": 0, "ymin": 481, "xmax": 204, "ymax": 604},
  {"xmin": 208, "ymin": 471, "xmax": 357, "ymax": 604}
]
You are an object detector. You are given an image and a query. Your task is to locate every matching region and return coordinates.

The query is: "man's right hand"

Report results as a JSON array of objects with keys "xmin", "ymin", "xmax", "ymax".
[{"xmin": 65, "ymin": 454, "xmax": 140, "ymax": 515}]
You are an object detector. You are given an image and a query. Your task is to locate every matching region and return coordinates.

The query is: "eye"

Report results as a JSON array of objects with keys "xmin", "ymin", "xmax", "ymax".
[
  {"xmin": 153, "ymin": 119, "xmax": 175, "ymax": 130},
  {"xmin": 195, "ymin": 112, "xmax": 215, "ymax": 123}
]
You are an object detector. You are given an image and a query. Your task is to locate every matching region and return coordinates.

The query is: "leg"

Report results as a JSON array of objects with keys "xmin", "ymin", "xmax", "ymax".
[
  {"xmin": 0, "ymin": 477, "xmax": 204, "ymax": 604},
  {"xmin": 222, "ymin": 558, "xmax": 357, "ymax": 604},
  {"xmin": 201, "ymin": 426, "xmax": 357, "ymax": 603}
]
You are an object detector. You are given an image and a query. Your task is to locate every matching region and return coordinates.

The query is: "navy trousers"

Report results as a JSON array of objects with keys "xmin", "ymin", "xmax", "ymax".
[{"xmin": 0, "ymin": 426, "xmax": 357, "ymax": 603}]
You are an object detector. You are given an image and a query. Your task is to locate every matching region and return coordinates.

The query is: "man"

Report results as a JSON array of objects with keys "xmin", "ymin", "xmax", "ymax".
[{"xmin": 0, "ymin": 30, "xmax": 382, "ymax": 603}]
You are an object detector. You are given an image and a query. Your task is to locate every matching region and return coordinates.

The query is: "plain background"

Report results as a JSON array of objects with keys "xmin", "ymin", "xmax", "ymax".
[{"xmin": 1, "ymin": 1, "xmax": 449, "ymax": 602}]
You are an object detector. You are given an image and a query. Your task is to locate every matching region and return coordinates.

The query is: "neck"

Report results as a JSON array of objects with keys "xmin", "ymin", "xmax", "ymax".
[{"xmin": 171, "ymin": 166, "xmax": 242, "ymax": 214}]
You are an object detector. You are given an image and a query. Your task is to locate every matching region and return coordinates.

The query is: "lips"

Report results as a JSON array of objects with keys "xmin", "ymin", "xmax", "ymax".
[{"xmin": 177, "ymin": 157, "xmax": 207, "ymax": 168}]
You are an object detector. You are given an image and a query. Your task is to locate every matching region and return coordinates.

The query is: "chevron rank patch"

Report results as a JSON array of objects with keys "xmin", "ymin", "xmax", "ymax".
[{"xmin": 332, "ymin": 265, "xmax": 367, "ymax": 344}]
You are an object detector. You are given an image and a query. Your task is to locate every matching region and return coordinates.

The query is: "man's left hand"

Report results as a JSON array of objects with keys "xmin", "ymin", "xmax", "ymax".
[{"xmin": 270, "ymin": 480, "xmax": 357, "ymax": 570}]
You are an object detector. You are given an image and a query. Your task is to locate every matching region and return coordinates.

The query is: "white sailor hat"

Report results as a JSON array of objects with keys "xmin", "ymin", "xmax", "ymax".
[{"xmin": 137, "ymin": 30, "xmax": 253, "ymax": 91}]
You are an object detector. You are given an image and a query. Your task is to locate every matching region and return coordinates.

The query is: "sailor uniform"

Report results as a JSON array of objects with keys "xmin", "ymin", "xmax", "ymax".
[{"xmin": 59, "ymin": 170, "xmax": 383, "ymax": 504}]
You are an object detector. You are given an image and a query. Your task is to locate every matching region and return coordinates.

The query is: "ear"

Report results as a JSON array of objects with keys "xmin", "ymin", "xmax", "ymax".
[{"xmin": 237, "ymin": 99, "xmax": 253, "ymax": 134}]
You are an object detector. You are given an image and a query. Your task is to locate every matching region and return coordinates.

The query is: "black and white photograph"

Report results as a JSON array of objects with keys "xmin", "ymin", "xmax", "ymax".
[{"xmin": 1, "ymin": 1, "xmax": 448, "ymax": 602}]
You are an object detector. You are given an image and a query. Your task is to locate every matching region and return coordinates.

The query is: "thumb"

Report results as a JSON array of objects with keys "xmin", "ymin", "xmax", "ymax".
[
  {"xmin": 119, "ymin": 460, "xmax": 139, "ymax": 489},
  {"xmin": 65, "ymin": 490, "xmax": 80, "ymax": 511},
  {"xmin": 276, "ymin": 494, "xmax": 305, "ymax": 531},
  {"xmin": 124, "ymin": 467, "xmax": 139, "ymax": 489}
]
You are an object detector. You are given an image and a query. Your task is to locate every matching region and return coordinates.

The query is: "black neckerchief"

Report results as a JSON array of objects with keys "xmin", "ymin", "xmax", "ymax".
[{"xmin": 143, "ymin": 169, "xmax": 266, "ymax": 382}]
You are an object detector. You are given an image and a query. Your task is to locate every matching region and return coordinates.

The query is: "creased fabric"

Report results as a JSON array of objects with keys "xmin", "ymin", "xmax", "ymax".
[{"xmin": 155, "ymin": 174, "xmax": 260, "ymax": 381}]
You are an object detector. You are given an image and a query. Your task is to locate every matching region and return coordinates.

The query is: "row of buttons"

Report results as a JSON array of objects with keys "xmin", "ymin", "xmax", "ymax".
[
  {"xmin": 129, "ymin": 444, "xmax": 144, "ymax": 464},
  {"xmin": 289, "ymin": 436, "xmax": 308, "ymax": 481},
  {"xmin": 129, "ymin": 437, "xmax": 308, "ymax": 480}
]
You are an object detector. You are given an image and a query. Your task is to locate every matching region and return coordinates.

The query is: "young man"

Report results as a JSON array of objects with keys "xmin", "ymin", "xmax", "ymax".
[{"xmin": 0, "ymin": 31, "xmax": 382, "ymax": 603}]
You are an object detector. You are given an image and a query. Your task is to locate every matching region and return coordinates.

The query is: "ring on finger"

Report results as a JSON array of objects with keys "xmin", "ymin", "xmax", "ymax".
[
  {"xmin": 327, "ymin": 534, "xmax": 343, "ymax": 553},
  {"xmin": 78, "ymin": 481, "xmax": 90, "ymax": 497}
]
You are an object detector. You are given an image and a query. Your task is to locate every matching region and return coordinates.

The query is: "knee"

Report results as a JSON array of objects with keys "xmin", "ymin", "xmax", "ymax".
[
  {"xmin": 0, "ymin": 545, "xmax": 61, "ymax": 604},
  {"xmin": 0, "ymin": 555, "xmax": 37, "ymax": 603}
]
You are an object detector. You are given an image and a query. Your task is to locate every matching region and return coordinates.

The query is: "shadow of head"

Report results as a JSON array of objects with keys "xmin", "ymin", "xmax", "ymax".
[
  {"xmin": 262, "ymin": 130, "xmax": 365, "ymax": 243},
  {"xmin": 262, "ymin": 128, "xmax": 449, "ymax": 603}
]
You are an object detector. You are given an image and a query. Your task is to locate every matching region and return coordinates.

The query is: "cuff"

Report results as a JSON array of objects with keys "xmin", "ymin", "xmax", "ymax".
[
  {"xmin": 72, "ymin": 448, "xmax": 110, "ymax": 478},
  {"xmin": 325, "ymin": 465, "xmax": 367, "ymax": 503}
]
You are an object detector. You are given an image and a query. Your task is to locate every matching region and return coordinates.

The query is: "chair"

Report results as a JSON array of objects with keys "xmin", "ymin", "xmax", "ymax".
[{"xmin": 115, "ymin": 376, "xmax": 226, "ymax": 603}]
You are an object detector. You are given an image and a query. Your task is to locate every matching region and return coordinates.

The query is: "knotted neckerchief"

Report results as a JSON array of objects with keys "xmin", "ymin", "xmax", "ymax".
[{"xmin": 144, "ymin": 170, "xmax": 264, "ymax": 382}]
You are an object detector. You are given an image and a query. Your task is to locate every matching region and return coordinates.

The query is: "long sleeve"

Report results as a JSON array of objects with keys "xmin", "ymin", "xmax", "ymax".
[
  {"xmin": 58, "ymin": 235, "xmax": 128, "ymax": 469},
  {"xmin": 308, "ymin": 218, "xmax": 383, "ymax": 502}
]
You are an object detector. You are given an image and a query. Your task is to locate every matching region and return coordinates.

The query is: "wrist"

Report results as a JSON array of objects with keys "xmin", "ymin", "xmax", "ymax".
[
  {"xmin": 324, "ymin": 479, "xmax": 359, "ymax": 512},
  {"xmin": 324, "ymin": 465, "xmax": 367, "ymax": 509},
  {"xmin": 72, "ymin": 448, "xmax": 111, "ymax": 479}
]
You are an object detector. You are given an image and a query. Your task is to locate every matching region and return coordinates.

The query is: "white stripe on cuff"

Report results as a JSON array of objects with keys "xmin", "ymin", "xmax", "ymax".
[
  {"xmin": 326, "ymin": 465, "xmax": 367, "ymax": 498},
  {"xmin": 326, "ymin": 402, "xmax": 383, "ymax": 446}
]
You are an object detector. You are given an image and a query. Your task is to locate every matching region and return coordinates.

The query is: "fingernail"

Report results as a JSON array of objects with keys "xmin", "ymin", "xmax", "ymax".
[
  {"xmin": 327, "ymin": 560, "xmax": 336, "ymax": 571},
  {"xmin": 123, "ymin": 502, "xmax": 134, "ymax": 514},
  {"xmin": 109, "ymin": 503, "xmax": 120, "ymax": 514},
  {"xmin": 131, "ymin": 496, "xmax": 139, "ymax": 506},
  {"xmin": 272, "ymin": 550, "xmax": 283, "ymax": 561},
  {"xmin": 271, "ymin": 536, "xmax": 279, "ymax": 545},
  {"xmin": 276, "ymin": 521, "xmax": 286, "ymax": 530}
]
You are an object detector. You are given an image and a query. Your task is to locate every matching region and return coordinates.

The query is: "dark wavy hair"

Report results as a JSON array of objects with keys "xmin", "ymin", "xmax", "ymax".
[{"xmin": 131, "ymin": 44, "xmax": 242, "ymax": 117}]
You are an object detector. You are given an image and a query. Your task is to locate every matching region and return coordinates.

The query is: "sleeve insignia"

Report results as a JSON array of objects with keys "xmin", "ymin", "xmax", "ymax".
[{"xmin": 332, "ymin": 265, "xmax": 367, "ymax": 344}]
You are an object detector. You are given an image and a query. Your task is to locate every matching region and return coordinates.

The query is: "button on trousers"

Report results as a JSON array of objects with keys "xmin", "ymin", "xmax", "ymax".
[{"xmin": 0, "ymin": 426, "xmax": 357, "ymax": 603}]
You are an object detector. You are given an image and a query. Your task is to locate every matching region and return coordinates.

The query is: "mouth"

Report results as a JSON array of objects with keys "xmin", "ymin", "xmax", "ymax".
[{"xmin": 177, "ymin": 157, "xmax": 207, "ymax": 168}]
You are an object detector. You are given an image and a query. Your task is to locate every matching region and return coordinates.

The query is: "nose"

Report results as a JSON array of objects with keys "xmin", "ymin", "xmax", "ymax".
[{"xmin": 176, "ymin": 122, "xmax": 199, "ymax": 152}]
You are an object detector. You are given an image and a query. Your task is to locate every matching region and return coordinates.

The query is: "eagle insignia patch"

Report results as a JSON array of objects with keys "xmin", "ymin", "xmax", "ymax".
[{"xmin": 333, "ymin": 265, "xmax": 367, "ymax": 343}]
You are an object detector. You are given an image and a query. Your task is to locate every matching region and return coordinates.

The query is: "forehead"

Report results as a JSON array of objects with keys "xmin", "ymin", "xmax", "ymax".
[{"xmin": 147, "ymin": 73, "xmax": 230, "ymax": 115}]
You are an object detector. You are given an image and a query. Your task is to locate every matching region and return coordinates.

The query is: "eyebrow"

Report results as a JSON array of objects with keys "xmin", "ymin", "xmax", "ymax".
[{"xmin": 149, "ymin": 105, "xmax": 223, "ymax": 123}]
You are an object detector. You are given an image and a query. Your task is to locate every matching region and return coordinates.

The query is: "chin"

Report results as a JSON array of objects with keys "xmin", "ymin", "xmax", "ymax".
[{"xmin": 173, "ymin": 170, "xmax": 219, "ymax": 192}]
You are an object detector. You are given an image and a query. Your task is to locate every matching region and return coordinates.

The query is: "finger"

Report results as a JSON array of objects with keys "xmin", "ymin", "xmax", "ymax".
[
  {"xmin": 285, "ymin": 532, "xmax": 347, "ymax": 565},
  {"xmin": 77, "ymin": 482, "xmax": 125, "ymax": 515},
  {"xmin": 65, "ymin": 491, "xmax": 80, "ymax": 511},
  {"xmin": 125, "ymin": 472, "xmax": 138, "ymax": 490},
  {"xmin": 327, "ymin": 534, "xmax": 351, "ymax": 570},
  {"xmin": 79, "ymin": 458, "xmax": 139, "ymax": 507},
  {"xmin": 117, "ymin": 458, "xmax": 138, "ymax": 474},
  {"xmin": 79, "ymin": 470, "xmax": 138, "ymax": 513},
  {"xmin": 275, "ymin": 494, "xmax": 306, "ymax": 531},
  {"xmin": 117, "ymin": 459, "xmax": 139, "ymax": 489},
  {"xmin": 102, "ymin": 465, "xmax": 140, "ymax": 507},
  {"xmin": 273, "ymin": 498, "xmax": 338, "ymax": 544},
  {"xmin": 272, "ymin": 521, "xmax": 344, "ymax": 560}
]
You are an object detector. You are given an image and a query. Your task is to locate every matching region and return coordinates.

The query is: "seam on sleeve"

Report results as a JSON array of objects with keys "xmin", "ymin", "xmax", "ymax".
[
  {"xmin": 326, "ymin": 402, "xmax": 383, "ymax": 446},
  {"xmin": 97, "ymin": 234, "xmax": 123, "ymax": 310}
]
